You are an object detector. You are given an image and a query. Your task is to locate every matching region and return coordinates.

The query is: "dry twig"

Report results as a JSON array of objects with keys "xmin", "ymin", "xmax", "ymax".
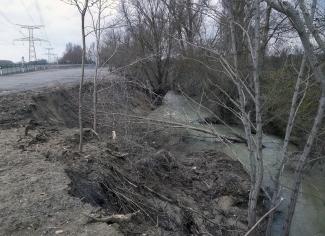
[{"xmin": 83, "ymin": 210, "xmax": 140, "ymax": 223}]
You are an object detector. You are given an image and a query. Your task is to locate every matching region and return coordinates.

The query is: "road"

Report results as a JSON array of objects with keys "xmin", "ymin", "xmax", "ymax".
[{"xmin": 0, "ymin": 67, "xmax": 97, "ymax": 94}]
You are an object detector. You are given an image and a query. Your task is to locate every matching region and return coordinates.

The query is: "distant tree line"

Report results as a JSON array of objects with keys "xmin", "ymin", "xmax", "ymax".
[{"xmin": 59, "ymin": 42, "xmax": 94, "ymax": 64}]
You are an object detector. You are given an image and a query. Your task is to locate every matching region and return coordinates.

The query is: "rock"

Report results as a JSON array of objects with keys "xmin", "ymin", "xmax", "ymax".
[
  {"xmin": 211, "ymin": 215, "xmax": 222, "ymax": 225},
  {"xmin": 226, "ymin": 218, "xmax": 248, "ymax": 231},
  {"xmin": 216, "ymin": 196, "xmax": 234, "ymax": 212}
]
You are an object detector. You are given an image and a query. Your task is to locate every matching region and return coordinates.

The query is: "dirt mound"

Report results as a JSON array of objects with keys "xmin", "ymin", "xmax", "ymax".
[
  {"xmin": 30, "ymin": 89, "xmax": 78, "ymax": 127},
  {"xmin": 0, "ymin": 78, "xmax": 154, "ymax": 130},
  {"xmin": 0, "ymin": 88, "xmax": 79, "ymax": 129},
  {"xmin": 49, "ymin": 131, "xmax": 263, "ymax": 236}
]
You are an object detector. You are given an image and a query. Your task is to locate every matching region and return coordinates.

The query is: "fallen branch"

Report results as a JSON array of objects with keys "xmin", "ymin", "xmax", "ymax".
[
  {"xmin": 105, "ymin": 145, "xmax": 128, "ymax": 159},
  {"xmin": 102, "ymin": 167, "xmax": 232, "ymax": 231},
  {"xmin": 117, "ymin": 175, "xmax": 225, "ymax": 228},
  {"xmin": 83, "ymin": 128, "xmax": 100, "ymax": 139},
  {"xmin": 244, "ymin": 198, "xmax": 284, "ymax": 236},
  {"xmin": 89, "ymin": 128, "xmax": 99, "ymax": 138},
  {"xmin": 143, "ymin": 185, "xmax": 224, "ymax": 228},
  {"xmin": 142, "ymin": 185, "xmax": 175, "ymax": 204},
  {"xmin": 107, "ymin": 148, "xmax": 129, "ymax": 159},
  {"xmin": 105, "ymin": 112, "xmax": 246, "ymax": 144},
  {"xmin": 83, "ymin": 210, "xmax": 140, "ymax": 223}
]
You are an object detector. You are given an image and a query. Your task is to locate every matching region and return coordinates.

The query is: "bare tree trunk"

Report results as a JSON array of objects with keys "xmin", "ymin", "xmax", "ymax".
[
  {"xmin": 265, "ymin": 56, "xmax": 306, "ymax": 236},
  {"xmin": 227, "ymin": 0, "xmax": 264, "ymax": 232},
  {"xmin": 299, "ymin": 0, "xmax": 325, "ymax": 53},
  {"xmin": 228, "ymin": 0, "xmax": 256, "ymax": 193},
  {"xmin": 93, "ymin": 51, "xmax": 99, "ymax": 132},
  {"xmin": 266, "ymin": 1, "xmax": 322, "ymax": 75},
  {"xmin": 79, "ymin": 1, "xmax": 89, "ymax": 152},
  {"xmin": 226, "ymin": 1, "xmax": 263, "ymax": 232},
  {"xmin": 282, "ymin": 61, "xmax": 325, "ymax": 234},
  {"xmin": 265, "ymin": 1, "xmax": 325, "ymax": 235},
  {"xmin": 92, "ymin": 0, "xmax": 103, "ymax": 133},
  {"xmin": 283, "ymin": 88, "xmax": 325, "ymax": 236},
  {"xmin": 247, "ymin": 0, "xmax": 263, "ymax": 232}
]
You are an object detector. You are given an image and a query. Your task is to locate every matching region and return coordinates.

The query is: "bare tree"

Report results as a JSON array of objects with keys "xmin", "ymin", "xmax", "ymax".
[
  {"xmin": 163, "ymin": 0, "xmax": 207, "ymax": 56},
  {"xmin": 62, "ymin": 0, "xmax": 95, "ymax": 152},
  {"xmin": 265, "ymin": 55, "xmax": 307, "ymax": 236},
  {"xmin": 89, "ymin": 0, "xmax": 110, "ymax": 132},
  {"xmin": 178, "ymin": 1, "xmax": 268, "ymax": 232},
  {"xmin": 246, "ymin": 0, "xmax": 264, "ymax": 231},
  {"xmin": 224, "ymin": 1, "xmax": 259, "ymax": 231},
  {"xmin": 121, "ymin": 0, "xmax": 173, "ymax": 97},
  {"xmin": 265, "ymin": 0, "xmax": 325, "ymax": 235},
  {"xmin": 59, "ymin": 43, "xmax": 84, "ymax": 64},
  {"xmin": 265, "ymin": 2, "xmax": 318, "ymax": 232},
  {"xmin": 221, "ymin": 1, "xmax": 268, "ymax": 232}
]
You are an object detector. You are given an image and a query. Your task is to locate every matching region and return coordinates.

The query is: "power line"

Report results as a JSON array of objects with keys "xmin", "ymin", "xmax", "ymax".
[
  {"xmin": 14, "ymin": 24, "xmax": 47, "ymax": 62},
  {"xmin": 34, "ymin": 0, "xmax": 44, "ymax": 25},
  {"xmin": 0, "ymin": 8, "xmax": 28, "ymax": 39},
  {"xmin": 19, "ymin": 0, "xmax": 36, "ymax": 24},
  {"xmin": 2, "ymin": 1, "xmax": 54, "ymax": 62},
  {"xmin": 0, "ymin": 9, "xmax": 15, "ymax": 25},
  {"xmin": 34, "ymin": 0, "xmax": 50, "ymax": 45}
]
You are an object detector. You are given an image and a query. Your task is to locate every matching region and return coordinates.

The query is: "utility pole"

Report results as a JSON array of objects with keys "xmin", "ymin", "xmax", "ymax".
[
  {"xmin": 54, "ymin": 54, "xmax": 59, "ymax": 64},
  {"xmin": 15, "ymin": 24, "xmax": 46, "ymax": 62},
  {"xmin": 44, "ymin": 47, "xmax": 54, "ymax": 63}
]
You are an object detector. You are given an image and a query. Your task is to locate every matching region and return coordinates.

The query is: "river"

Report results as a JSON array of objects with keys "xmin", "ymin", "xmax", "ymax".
[{"xmin": 149, "ymin": 91, "xmax": 325, "ymax": 236}]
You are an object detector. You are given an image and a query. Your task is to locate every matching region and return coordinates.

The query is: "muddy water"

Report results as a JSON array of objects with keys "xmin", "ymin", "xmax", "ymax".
[{"xmin": 149, "ymin": 91, "xmax": 325, "ymax": 236}]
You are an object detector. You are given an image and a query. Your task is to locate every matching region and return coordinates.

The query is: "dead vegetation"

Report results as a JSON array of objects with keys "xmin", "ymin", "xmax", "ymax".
[
  {"xmin": 51, "ymin": 128, "xmax": 264, "ymax": 235},
  {"xmin": 0, "ymin": 79, "xmax": 266, "ymax": 235}
]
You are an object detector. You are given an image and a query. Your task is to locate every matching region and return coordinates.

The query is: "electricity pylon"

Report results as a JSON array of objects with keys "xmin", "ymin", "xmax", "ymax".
[
  {"xmin": 45, "ymin": 47, "xmax": 54, "ymax": 63},
  {"xmin": 15, "ymin": 24, "xmax": 47, "ymax": 62}
]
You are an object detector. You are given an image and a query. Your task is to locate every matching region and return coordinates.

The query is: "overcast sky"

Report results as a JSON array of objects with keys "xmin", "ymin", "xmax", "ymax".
[
  {"xmin": 0, "ymin": 0, "xmax": 100, "ymax": 62},
  {"xmin": 1, "ymin": 0, "xmax": 323, "ymax": 62}
]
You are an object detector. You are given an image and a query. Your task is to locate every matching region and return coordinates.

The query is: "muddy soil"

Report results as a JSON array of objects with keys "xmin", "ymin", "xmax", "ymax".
[
  {"xmin": 0, "ymin": 80, "xmax": 265, "ymax": 235},
  {"xmin": 0, "ymin": 127, "xmax": 125, "ymax": 236},
  {"xmin": 0, "ymin": 85, "xmax": 78, "ymax": 129}
]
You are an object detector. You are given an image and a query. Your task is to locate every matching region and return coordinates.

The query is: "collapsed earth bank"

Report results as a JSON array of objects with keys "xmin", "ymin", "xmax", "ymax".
[{"xmin": 0, "ymin": 79, "xmax": 266, "ymax": 235}]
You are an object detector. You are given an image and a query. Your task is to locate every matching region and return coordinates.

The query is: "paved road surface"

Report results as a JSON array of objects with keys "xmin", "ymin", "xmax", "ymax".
[{"xmin": 0, "ymin": 67, "xmax": 97, "ymax": 94}]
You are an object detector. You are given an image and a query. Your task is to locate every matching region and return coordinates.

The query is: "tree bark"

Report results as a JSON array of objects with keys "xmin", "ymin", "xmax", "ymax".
[
  {"xmin": 79, "ymin": 0, "xmax": 89, "ymax": 152},
  {"xmin": 92, "ymin": 0, "xmax": 103, "ymax": 133},
  {"xmin": 228, "ymin": 0, "xmax": 256, "ymax": 188},
  {"xmin": 247, "ymin": 1, "xmax": 264, "ymax": 233},
  {"xmin": 299, "ymin": 0, "xmax": 325, "ymax": 53}
]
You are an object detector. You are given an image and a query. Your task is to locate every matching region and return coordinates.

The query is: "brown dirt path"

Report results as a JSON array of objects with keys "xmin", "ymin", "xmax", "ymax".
[{"xmin": 0, "ymin": 128, "xmax": 123, "ymax": 236}]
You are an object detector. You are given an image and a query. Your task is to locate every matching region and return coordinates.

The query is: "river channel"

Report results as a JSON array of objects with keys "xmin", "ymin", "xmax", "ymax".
[{"xmin": 149, "ymin": 91, "xmax": 325, "ymax": 236}]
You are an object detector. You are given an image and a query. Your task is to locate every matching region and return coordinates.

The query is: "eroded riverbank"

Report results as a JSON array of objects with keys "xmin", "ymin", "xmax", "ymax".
[
  {"xmin": 0, "ymin": 82, "xmax": 265, "ymax": 235},
  {"xmin": 154, "ymin": 91, "xmax": 325, "ymax": 236}
]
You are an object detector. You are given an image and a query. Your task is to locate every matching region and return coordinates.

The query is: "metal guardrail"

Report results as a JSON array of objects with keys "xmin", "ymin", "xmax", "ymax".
[
  {"xmin": 0, "ymin": 65, "xmax": 48, "ymax": 76},
  {"xmin": 0, "ymin": 64, "xmax": 94, "ymax": 76}
]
